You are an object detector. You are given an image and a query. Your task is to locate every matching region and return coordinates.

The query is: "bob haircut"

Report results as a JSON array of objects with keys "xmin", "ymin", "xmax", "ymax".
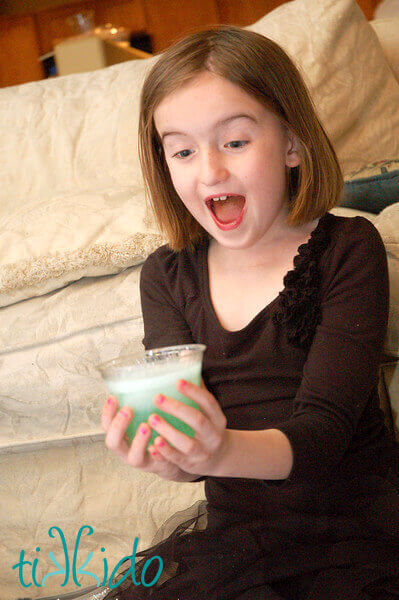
[{"xmin": 138, "ymin": 24, "xmax": 343, "ymax": 253}]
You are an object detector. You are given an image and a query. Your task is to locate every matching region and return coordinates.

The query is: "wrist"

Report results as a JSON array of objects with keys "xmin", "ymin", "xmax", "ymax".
[
  {"xmin": 174, "ymin": 469, "xmax": 205, "ymax": 483},
  {"xmin": 209, "ymin": 429, "xmax": 234, "ymax": 477}
]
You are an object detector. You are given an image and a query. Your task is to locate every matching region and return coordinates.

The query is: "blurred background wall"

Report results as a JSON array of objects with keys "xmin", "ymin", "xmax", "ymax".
[{"xmin": 0, "ymin": 0, "xmax": 381, "ymax": 88}]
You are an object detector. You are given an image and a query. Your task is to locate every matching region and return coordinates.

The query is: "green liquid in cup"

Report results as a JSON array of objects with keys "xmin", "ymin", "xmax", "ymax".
[{"xmin": 105, "ymin": 362, "xmax": 202, "ymax": 448}]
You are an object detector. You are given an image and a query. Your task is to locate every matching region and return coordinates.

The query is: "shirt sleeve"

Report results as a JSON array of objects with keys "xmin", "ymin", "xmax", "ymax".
[
  {"xmin": 139, "ymin": 247, "xmax": 195, "ymax": 350},
  {"xmin": 273, "ymin": 217, "xmax": 389, "ymax": 484},
  {"xmin": 139, "ymin": 247, "xmax": 207, "ymax": 483}
]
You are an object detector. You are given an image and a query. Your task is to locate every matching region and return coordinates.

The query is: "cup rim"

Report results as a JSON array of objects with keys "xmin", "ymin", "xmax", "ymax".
[{"xmin": 96, "ymin": 343, "xmax": 207, "ymax": 375}]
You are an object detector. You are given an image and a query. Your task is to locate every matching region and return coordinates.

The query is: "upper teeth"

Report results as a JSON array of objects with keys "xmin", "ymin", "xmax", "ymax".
[{"xmin": 212, "ymin": 195, "xmax": 229, "ymax": 201}]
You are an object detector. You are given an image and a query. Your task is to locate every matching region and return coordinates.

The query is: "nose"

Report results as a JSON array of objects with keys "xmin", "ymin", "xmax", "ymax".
[{"xmin": 199, "ymin": 148, "xmax": 229, "ymax": 186}]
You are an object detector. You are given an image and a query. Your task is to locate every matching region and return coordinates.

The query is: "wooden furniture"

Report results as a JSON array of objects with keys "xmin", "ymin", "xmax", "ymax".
[
  {"xmin": 54, "ymin": 34, "xmax": 151, "ymax": 75},
  {"xmin": 0, "ymin": 0, "xmax": 382, "ymax": 88},
  {"xmin": 0, "ymin": 13, "xmax": 45, "ymax": 86}
]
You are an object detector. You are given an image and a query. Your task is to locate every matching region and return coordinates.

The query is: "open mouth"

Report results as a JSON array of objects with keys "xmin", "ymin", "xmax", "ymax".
[{"xmin": 206, "ymin": 195, "xmax": 246, "ymax": 225}]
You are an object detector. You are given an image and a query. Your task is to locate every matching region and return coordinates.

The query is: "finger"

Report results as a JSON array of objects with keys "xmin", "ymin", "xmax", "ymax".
[
  {"xmin": 176, "ymin": 379, "xmax": 227, "ymax": 429},
  {"xmin": 104, "ymin": 405, "xmax": 134, "ymax": 460},
  {"xmin": 152, "ymin": 394, "xmax": 209, "ymax": 443},
  {"xmin": 101, "ymin": 395, "xmax": 119, "ymax": 432},
  {"xmin": 148, "ymin": 440, "xmax": 168, "ymax": 461},
  {"xmin": 152, "ymin": 436, "xmax": 174, "ymax": 460},
  {"xmin": 151, "ymin": 432, "xmax": 188, "ymax": 468},
  {"xmin": 147, "ymin": 411, "xmax": 197, "ymax": 456},
  {"xmin": 126, "ymin": 422, "xmax": 156, "ymax": 466}
]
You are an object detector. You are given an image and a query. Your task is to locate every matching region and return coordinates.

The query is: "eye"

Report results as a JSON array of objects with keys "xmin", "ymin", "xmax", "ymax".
[
  {"xmin": 171, "ymin": 140, "xmax": 248, "ymax": 160},
  {"xmin": 172, "ymin": 149, "xmax": 193, "ymax": 159},
  {"xmin": 225, "ymin": 140, "xmax": 248, "ymax": 149}
]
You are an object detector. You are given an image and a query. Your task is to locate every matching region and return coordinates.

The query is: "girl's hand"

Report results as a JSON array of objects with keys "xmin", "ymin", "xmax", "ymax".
[
  {"xmin": 145, "ymin": 378, "xmax": 229, "ymax": 477},
  {"xmin": 101, "ymin": 396, "xmax": 199, "ymax": 482}
]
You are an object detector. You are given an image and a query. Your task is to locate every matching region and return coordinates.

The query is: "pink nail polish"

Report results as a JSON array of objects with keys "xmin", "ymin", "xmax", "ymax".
[
  {"xmin": 157, "ymin": 394, "xmax": 165, "ymax": 404},
  {"xmin": 179, "ymin": 379, "xmax": 187, "ymax": 389},
  {"xmin": 120, "ymin": 410, "xmax": 130, "ymax": 418},
  {"xmin": 151, "ymin": 414, "xmax": 161, "ymax": 424},
  {"xmin": 156, "ymin": 438, "xmax": 165, "ymax": 447},
  {"xmin": 140, "ymin": 426, "xmax": 147, "ymax": 435},
  {"xmin": 107, "ymin": 397, "xmax": 114, "ymax": 405}
]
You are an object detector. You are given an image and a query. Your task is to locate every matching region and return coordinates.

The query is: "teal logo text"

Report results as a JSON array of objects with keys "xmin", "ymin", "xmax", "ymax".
[{"xmin": 12, "ymin": 525, "xmax": 163, "ymax": 590}]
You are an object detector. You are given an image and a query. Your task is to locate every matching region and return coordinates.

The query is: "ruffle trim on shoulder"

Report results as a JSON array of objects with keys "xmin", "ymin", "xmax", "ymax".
[{"xmin": 272, "ymin": 212, "xmax": 333, "ymax": 351}]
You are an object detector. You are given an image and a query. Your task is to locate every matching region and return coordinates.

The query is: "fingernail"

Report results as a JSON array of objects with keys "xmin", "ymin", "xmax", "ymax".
[
  {"xmin": 150, "ymin": 414, "xmax": 161, "ymax": 425},
  {"xmin": 179, "ymin": 379, "xmax": 187, "ymax": 389},
  {"xmin": 156, "ymin": 438, "xmax": 165, "ymax": 447},
  {"xmin": 156, "ymin": 394, "xmax": 165, "ymax": 404},
  {"xmin": 107, "ymin": 396, "xmax": 114, "ymax": 405},
  {"xmin": 140, "ymin": 426, "xmax": 147, "ymax": 435},
  {"xmin": 120, "ymin": 409, "xmax": 131, "ymax": 418}
]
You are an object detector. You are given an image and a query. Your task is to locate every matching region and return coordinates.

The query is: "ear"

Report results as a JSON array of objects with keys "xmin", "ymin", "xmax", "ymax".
[{"xmin": 285, "ymin": 130, "xmax": 301, "ymax": 168}]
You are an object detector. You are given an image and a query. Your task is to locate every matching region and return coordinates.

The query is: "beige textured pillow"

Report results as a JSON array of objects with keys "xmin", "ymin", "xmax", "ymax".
[
  {"xmin": 247, "ymin": 0, "xmax": 399, "ymax": 177},
  {"xmin": 0, "ymin": 57, "xmax": 161, "ymax": 308},
  {"xmin": 370, "ymin": 17, "xmax": 399, "ymax": 83},
  {"xmin": 0, "ymin": 187, "xmax": 163, "ymax": 308}
]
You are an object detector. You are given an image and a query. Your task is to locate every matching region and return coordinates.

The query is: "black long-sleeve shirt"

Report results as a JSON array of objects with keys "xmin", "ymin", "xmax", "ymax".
[{"xmin": 139, "ymin": 212, "xmax": 399, "ymax": 515}]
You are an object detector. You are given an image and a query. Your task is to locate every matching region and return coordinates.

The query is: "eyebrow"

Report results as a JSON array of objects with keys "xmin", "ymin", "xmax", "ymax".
[{"xmin": 160, "ymin": 113, "xmax": 257, "ymax": 142}]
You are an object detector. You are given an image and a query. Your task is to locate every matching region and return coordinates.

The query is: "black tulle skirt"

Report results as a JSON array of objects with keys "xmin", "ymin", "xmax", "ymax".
[{"xmin": 100, "ymin": 468, "xmax": 399, "ymax": 600}]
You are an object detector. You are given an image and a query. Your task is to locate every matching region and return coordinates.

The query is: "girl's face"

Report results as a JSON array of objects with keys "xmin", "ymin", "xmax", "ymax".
[{"xmin": 154, "ymin": 71, "xmax": 301, "ymax": 256}]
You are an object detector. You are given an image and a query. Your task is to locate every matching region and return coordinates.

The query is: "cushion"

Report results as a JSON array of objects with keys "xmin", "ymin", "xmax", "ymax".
[
  {"xmin": 1, "ymin": 0, "xmax": 399, "ymax": 308},
  {"xmin": 0, "ymin": 56, "xmax": 163, "ymax": 308},
  {"xmin": 375, "ymin": 0, "xmax": 399, "ymax": 19},
  {"xmin": 0, "ymin": 186, "xmax": 163, "ymax": 308},
  {"xmin": 373, "ymin": 202, "xmax": 399, "ymax": 358},
  {"xmin": 378, "ymin": 360, "xmax": 399, "ymax": 441},
  {"xmin": 0, "ymin": 443, "xmax": 205, "ymax": 598},
  {"xmin": 339, "ymin": 160, "xmax": 399, "ymax": 214},
  {"xmin": 370, "ymin": 18, "xmax": 399, "ymax": 83},
  {"xmin": 246, "ymin": 0, "xmax": 399, "ymax": 177}
]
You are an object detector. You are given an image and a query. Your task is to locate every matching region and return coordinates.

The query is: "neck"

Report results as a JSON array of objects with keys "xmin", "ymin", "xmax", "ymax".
[
  {"xmin": 210, "ymin": 242, "xmax": 288, "ymax": 273},
  {"xmin": 210, "ymin": 217, "xmax": 317, "ymax": 273}
]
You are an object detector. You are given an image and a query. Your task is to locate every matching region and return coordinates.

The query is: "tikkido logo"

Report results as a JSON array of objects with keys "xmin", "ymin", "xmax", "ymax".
[{"xmin": 12, "ymin": 525, "xmax": 163, "ymax": 591}]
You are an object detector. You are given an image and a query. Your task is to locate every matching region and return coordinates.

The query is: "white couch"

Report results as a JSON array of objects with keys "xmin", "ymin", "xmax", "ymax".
[{"xmin": 1, "ymin": 1, "xmax": 399, "ymax": 598}]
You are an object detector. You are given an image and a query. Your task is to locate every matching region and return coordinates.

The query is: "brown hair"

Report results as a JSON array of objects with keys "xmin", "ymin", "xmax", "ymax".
[{"xmin": 138, "ymin": 24, "xmax": 343, "ymax": 253}]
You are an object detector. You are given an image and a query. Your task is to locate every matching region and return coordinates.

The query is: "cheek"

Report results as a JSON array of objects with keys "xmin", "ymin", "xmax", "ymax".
[
  {"xmin": 251, "ymin": 147, "xmax": 287, "ymax": 183},
  {"xmin": 167, "ymin": 165, "xmax": 193, "ymax": 198},
  {"xmin": 164, "ymin": 166, "xmax": 195, "ymax": 211}
]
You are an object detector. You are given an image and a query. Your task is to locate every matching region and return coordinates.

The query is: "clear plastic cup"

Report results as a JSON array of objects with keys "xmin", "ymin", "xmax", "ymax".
[{"xmin": 97, "ymin": 344, "xmax": 207, "ymax": 448}]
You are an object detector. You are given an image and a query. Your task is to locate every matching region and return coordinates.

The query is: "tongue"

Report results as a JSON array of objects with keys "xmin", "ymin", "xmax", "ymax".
[{"xmin": 212, "ymin": 196, "xmax": 245, "ymax": 223}]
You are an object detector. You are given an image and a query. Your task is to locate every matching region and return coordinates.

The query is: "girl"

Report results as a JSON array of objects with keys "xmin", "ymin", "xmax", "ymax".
[{"xmin": 100, "ymin": 24, "xmax": 399, "ymax": 600}]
